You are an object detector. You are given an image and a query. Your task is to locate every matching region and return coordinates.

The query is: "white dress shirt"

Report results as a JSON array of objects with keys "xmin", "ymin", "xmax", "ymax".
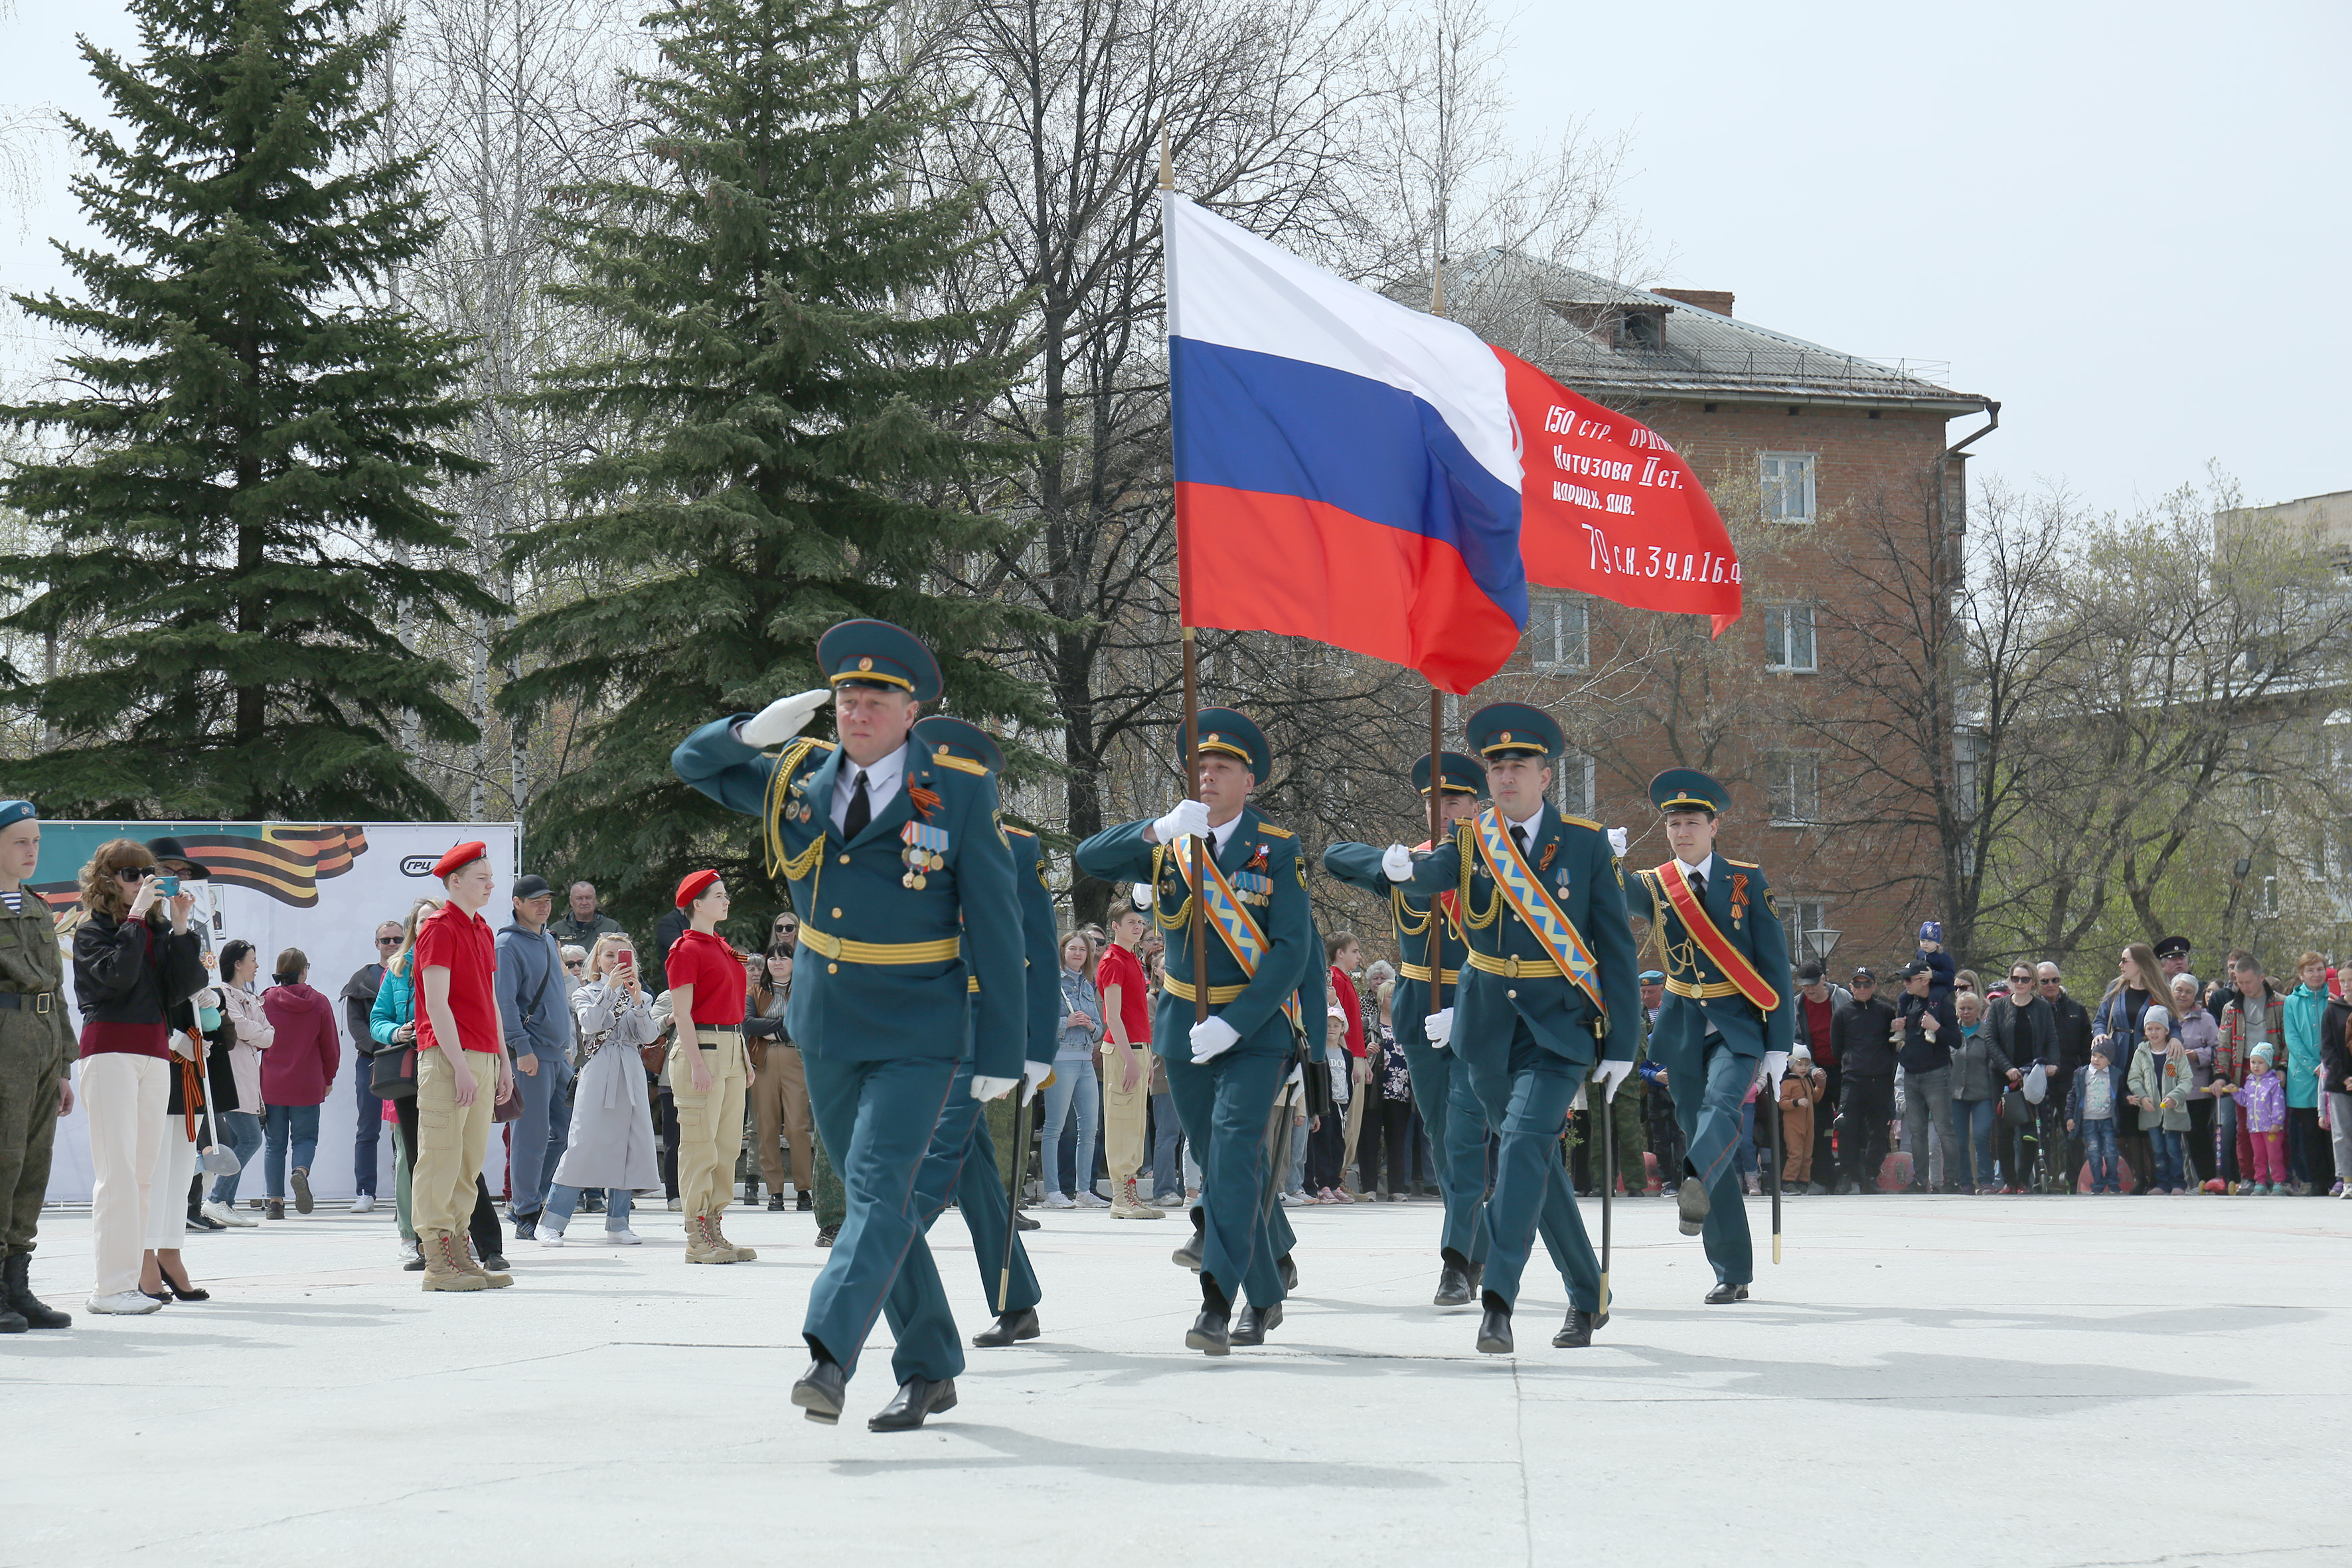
[
  {"xmin": 1674, "ymin": 851, "xmax": 1719, "ymax": 890},
  {"xmin": 1503, "ymin": 800, "xmax": 1547, "ymax": 852},
  {"xmin": 830, "ymin": 742, "xmax": 909, "ymax": 835}
]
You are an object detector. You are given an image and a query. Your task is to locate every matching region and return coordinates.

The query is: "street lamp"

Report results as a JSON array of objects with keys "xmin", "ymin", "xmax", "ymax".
[{"xmin": 1803, "ymin": 927, "xmax": 1841, "ymax": 964}]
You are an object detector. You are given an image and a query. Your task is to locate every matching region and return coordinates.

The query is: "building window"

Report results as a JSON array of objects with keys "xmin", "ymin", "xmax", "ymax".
[
  {"xmin": 1766, "ymin": 750, "xmax": 1820, "ymax": 825},
  {"xmin": 1552, "ymin": 750, "xmax": 1596, "ymax": 820},
  {"xmin": 1529, "ymin": 595, "xmax": 1589, "ymax": 670},
  {"xmin": 1764, "ymin": 605, "xmax": 1816, "ymax": 672},
  {"xmin": 1761, "ymin": 451, "xmax": 1817, "ymax": 525},
  {"xmin": 1954, "ymin": 730, "xmax": 1982, "ymax": 821},
  {"xmin": 1779, "ymin": 899, "xmax": 1832, "ymax": 963}
]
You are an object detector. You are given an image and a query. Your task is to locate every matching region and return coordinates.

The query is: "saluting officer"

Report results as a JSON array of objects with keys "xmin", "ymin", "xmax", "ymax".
[
  {"xmin": 1630, "ymin": 768, "xmax": 1793, "ymax": 1303},
  {"xmin": 671, "ymin": 619, "xmax": 1027, "ymax": 1433},
  {"xmin": 1383, "ymin": 705, "xmax": 1638, "ymax": 1354},
  {"xmin": 902, "ymin": 716, "xmax": 1056, "ymax": 1350},
  {"xmin": 1075, "ymin": 708, "xmax": 1314, "ymax": 1356},
  {"xmin": 1326, "ymin": 751, "xmax": 1492, "ymax": 1308}
]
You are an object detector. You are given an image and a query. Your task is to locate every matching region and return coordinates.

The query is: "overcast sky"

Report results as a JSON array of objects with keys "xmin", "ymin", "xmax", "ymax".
[{"xmin": 5, "ymin": 1, "xmax": 2346, "ymax": 516}]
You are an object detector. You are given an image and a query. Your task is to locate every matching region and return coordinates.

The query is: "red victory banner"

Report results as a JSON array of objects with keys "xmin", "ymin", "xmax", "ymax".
[{"xmin": 1496, "ymin": 347, "xmax": 1741, "ymax": 636}]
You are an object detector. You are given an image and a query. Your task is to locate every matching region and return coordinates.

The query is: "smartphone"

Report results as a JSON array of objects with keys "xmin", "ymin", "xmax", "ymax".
[
  {"xmin": 157, "ymin": 875, "xmax": 181, "ymax": 896},
  {"xmin": 615, "ymin": 949, "xmax": 634, "ymax": 969}
]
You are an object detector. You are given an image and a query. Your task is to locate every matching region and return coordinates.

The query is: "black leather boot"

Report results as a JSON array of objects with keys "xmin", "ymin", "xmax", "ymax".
[
  {"xmin": 1475, "ymin": 1291, "xmax": 1514, "ymax": 1354},
  {"xmin": 3, "ymin": 1253, "xmax": 70, "ymax": 1329}
]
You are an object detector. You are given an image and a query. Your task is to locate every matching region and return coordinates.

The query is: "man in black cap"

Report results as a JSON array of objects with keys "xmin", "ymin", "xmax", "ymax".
[
  {"xmin": 1830, "ymin": 967, "xmax": 1897, "ymax": 1192},
  {"xmin": 496, "ymin": 874, "xmax": 573, "ymax": 1239},
  {"xmin": 2154, "ymin": 936, "xmax": 2192, "ymax": 982}
]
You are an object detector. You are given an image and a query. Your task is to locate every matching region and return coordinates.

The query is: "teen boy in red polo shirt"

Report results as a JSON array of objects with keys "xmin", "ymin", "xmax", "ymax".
[{"xmin": 413, "ymin": 843, "xmax": 514, "ymax": 1291}]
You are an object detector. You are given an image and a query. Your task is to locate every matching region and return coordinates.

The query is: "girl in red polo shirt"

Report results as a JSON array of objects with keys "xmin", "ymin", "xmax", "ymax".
[{"xmin": 666, "ymin": 870, "xmax": 753, "ymax": 1263}]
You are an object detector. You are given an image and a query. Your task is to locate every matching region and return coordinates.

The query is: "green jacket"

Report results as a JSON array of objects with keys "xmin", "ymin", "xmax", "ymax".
[{"xmin": 0, "ymin": 893, "xmax": 72, "ymax": 1069}]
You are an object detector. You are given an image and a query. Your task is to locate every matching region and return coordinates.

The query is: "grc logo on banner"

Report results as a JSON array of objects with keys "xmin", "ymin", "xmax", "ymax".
[{"xmin": 1494, "ymin": 347, "xmax": 1741, "ymax": 636}]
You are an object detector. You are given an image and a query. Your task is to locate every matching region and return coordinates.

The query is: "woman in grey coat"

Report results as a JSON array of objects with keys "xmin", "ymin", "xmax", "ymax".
[{"xmin": 540, "ymin": 934, "xmax": 662, "ymax": 1245}]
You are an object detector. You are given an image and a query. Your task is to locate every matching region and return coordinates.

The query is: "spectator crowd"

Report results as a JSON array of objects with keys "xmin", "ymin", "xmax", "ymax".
[{"xmin": 11, "ymin": 821, "xmax": 2352, "ymax": 1328}]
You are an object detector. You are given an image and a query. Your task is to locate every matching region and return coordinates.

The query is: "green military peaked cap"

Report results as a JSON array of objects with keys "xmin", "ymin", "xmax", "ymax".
[
  {"xmin": 1184, "ymin": 706, "xmax": 1269, "ymax": 781},
  {"xmin": 912, "ymin": 715, "xmax": 1004, "ymax": 776},
  {"xmin": 1650, "ymin": 767, "xmax": 1728, "ymax": 817},
  {"xmin": 1413, "ymin": 751, "xmax": 1486, "ymax": 796},
  {"xmin": 1466, "ymin": 702, "xmax": 1561, "ymax": 760},
  {"xmin": 817, "ymin": 618, "xmax": 943, "ymax": 703}
]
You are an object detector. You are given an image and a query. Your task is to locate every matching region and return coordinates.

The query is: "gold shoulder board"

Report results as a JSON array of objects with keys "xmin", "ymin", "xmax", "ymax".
[
  {"xmin": 1559, "ymin": 813, "xmax": 1602, "ymax": 831},
  {"xmin": 1720, "ymin": 856, "xmax": 1761, "ymax": 870},
  {"xmin": 931, "ymin": 752, "xmax": 988, "ymax": 777},
  {"xmin": 1255, "ymin": 822, "xmax": 1294, "ymax": 839}
]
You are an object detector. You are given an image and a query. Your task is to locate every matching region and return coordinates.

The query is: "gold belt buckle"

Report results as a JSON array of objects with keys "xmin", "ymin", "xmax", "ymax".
[
  {"xmin": 35, "ymin": 993, "xmax": 50, "ymax": 1014},
  {"xmin": 1504, "ymin": 955, "xmax": 1521, "ymax": 979}
]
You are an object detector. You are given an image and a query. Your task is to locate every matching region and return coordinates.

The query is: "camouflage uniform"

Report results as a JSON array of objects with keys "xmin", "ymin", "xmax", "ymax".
[{"xmin": 0, "ymin": 894, "xmax": 73, "ymax": 1261}]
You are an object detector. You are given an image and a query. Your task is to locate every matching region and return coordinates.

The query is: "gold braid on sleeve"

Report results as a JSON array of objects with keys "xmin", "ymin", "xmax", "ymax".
[
  {"xmin": 1150, "ymin": 842, "xmax": 1194, "ymax": 931},
  {"xmin": 1391, "ymin": 884, "xmax": 1432, "ymax": 937},
  {"xmin": 1459, "ymin": 821, "xmax": 1500, "ymax": 930},
  {"xmin": 761, "ymin": 738, "xmax": 828, "ymax": 879}
]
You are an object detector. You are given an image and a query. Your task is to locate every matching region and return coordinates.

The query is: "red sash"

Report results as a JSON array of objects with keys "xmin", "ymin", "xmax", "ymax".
[{"xmin": 1656, "ymin": 861, "xmax": 1780, "ymax": 1010}]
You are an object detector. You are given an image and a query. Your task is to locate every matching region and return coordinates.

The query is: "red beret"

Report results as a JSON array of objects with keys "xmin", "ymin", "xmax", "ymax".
[
  {"xmin": 433, "ymin": 841, "xmax": 488, "ymax": 880},
  {"xmin": 675, "ymin": 868, "xmax": 722, "ymax": 909}
]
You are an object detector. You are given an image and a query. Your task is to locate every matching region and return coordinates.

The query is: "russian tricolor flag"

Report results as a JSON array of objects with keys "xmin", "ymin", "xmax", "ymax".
[{"xmin": 1165, "ymin": 193, "xmax": 1528, "ymax": 694}]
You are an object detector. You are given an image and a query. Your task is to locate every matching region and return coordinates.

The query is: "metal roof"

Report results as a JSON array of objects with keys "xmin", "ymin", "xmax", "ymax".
[{"xmin": 1417, "ymin": 249, "xmax": 1994, "ymax": 414}]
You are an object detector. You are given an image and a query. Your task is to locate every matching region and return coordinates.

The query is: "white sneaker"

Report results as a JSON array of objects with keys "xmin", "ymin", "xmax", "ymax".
[
  {"xmin": 1075, "ymin": 1192, "xmax": 1110, "ymax": 1209},
  {"xmin": 1279, "ymin": 1190, "xmax": 1308, "ymax": 1206},
  {"xmin": 1040, "ymin": 1192, "xmax": 1075, "ymax": 1209},
  {"xmin": 351, "ymin": 1194, "xmax": 376, "ymax": 1214},
  {"xmin": 202, "ymin": 1200, "xmax": 256, "ymax": 1229},
  {"xmin": 665, "ymin": 1198, "xmax": 682, "ymax": 1211},
  {"xmin": 603, "ymin": 1228, "xmax": 643, "ymax": 1245},
  {"xmin": 540, "ymin": 1225, "xmax": 568, "ymax": 1247},
  {"xmin": 88, "ymin": 1290, "xmax": 163, "ymax": 1315}
]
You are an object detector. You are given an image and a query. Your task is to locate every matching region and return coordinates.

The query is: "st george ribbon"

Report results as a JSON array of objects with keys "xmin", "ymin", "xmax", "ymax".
[{"xmin": 1164, "ymin": 191, "xmax": 1529, "ymax": 694}]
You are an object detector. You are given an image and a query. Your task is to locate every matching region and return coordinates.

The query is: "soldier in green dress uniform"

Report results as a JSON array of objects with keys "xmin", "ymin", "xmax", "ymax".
[
  {"xmin": 0, "ymin": 801, "xmax": 74, "ymax": 1331},
  {"xmin": 1075, "ymin": 708, "xmax": 1315, "ymax": 1355},
  {"xmin": 902, "ymin": 716, "xmax": 1058, "ymax": 1350},
  {"xmin": 671, "ymin": 619, "xmax": 1027, "ymax": 1433},
  {"xmin": 1628, "ymin": 768, "xmax": 1793, "ymax": 1302},
  {"xmin": 1385, "ymin": 704, "xmax": 1639, "ymax": 1353},
  {"xmin": 1325, "ymin": 751, "xmax": 1492, "ymax": 1308}
]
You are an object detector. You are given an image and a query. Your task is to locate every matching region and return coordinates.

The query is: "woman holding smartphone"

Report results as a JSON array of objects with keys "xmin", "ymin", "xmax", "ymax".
[
  {"xmin": 540, "ymin": 933, "xmax": 661, "ymax": 1245},
  {"xmin": 71, "ymin": 839, "xmax": 204, "ymax": 1315}
]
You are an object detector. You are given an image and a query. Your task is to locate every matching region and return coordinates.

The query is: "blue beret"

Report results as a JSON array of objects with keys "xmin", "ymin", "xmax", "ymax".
[{"xmin": 0, "ymin": 801, "xmax": 34, "ymax": 832}]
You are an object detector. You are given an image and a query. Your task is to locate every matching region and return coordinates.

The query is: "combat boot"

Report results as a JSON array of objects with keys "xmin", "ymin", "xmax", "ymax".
[
  {"xmin": 710, "ymin": 1212, "xmax": 757, "ymax": 1262},
  {"xmin": 421, "ymin": 1231, "xmax": 488, "ymax": 1293},
  {"xmin": 3, "ymin": 1253, "xmax": 67, "ymax": 1329},
  {"xmin": 456, "ymin": 1232, "xmax": 513, "ymax": 1288},
  {"xmin": 684, "ymin": 1214, "xmax": 736, "ymax": 1264}
]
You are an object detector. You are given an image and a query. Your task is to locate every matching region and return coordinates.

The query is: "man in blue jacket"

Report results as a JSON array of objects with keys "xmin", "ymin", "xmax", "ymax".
[
  {"xmin": 1630, "ymin": 768, "xmax": 1795, "ymax": 1302},
  {"xmin": 1075, "ymin": 708, "xmax": 1313, "ymax": 1355},
  {"xmin": 901, "ymin": 716, "xmax": 1057, "ymax": 1351},
  {"xmin": 1385, "ymin": 704, "xmax": 1639, "ymax": 1354},
  {"xmin": 495, "ymin": 874, "xmax": 572, "ymax": 1242},
  {"xmin": 671, "ymin": 619, "xmax": 1026, "ymax": 1433},
  {"xmin": 1325, "ymin": 751, "xmax": 1492, "ymax": 1309}
]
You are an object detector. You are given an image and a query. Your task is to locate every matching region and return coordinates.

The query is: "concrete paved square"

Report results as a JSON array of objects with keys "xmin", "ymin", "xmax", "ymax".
[{"xmin": 5, "ymin": 1190, "xmax": 2346, "ymax": 1567}]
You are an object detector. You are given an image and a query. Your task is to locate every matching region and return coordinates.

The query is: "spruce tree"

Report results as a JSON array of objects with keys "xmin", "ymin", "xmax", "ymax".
[
  {"xmin": 505, "ymin": 0, "xmax": 1043, "ymax": 931},
  {"xmin": 0, "ymin": 0, "xmax": 499, "ymax": 820}
]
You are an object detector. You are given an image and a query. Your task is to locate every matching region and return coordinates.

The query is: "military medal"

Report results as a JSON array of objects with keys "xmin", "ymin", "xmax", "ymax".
[{"xmin": 901, "ymin": 821, "xmax": 949, "ymax": 890}]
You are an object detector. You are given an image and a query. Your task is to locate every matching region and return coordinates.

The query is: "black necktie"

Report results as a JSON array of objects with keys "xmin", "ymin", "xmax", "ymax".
[
  {"xmin": 1512, "ymin": 826, "xmax": 1531, "ymax": 860},
  {"xmin": 844, "ymin": 770, "xmax": 871, "ymax": 839},
  {"xmin": 1687, "ymin": 866, "xmax": 1705, "ymax": 899}
]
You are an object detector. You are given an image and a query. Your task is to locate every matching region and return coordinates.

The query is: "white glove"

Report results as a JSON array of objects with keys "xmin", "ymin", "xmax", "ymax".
[
  {"xmin": 1021, "ymin": 1058, "xmax": 1052, "ymax": 1105},
  {"xmin": 1132, "ymin": 882, "xmax": 1152, "ymax": 910},
  {"xmin": 971, "ymin": 1075, "xmax": 1017, "ymax": 1102},
  {"xmin": 1285, "ymin": 1063, "xmax": 1302, "ymax": 1090},
  {"xmin": 1424, "ymin": 1008, "xmax": 1454, "ymax": 1050},
  {"xmin": 740, "ymin": 688, "xmax": 831, "ymax": 747},
  {"xmin": 1607, "ymin": 826, "xmax": 1628, "ymax": 858},
  {"xmin": 1153, "ymin": 798, "xmax": 1211, "ymax": 844},
  {"xmin": 1189, "ymin": 1015, "xmax": 1240, "ymax": 1063},
  {"xmin": 1763, "ymin": 1050, "xmax": 1789, "ymax": 1087},
  {"xmin": 1381, "ymin": 843, "xmax": 1414, "ymax": 882},
  {"xmin": 1592, "ymin": 1056, "xmax": 1633, "ymax": 1102}
]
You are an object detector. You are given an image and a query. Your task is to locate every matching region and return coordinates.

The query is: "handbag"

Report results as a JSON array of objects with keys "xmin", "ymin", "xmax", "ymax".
[
  {"xmin": 372, "ymin": 1035, "xmax": 418, "ymax": 1099},
  {"xmin": 1998, "ymin": 1084, "xmax": 2034, "ymax": 1127},
  {"xmin": 493, "ymin": 1067, "xmax": 524, "ymax": 1123}
]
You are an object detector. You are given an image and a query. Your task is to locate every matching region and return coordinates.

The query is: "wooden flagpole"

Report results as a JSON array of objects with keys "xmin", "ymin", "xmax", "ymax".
[{"xmin": 1163, "ymin": 129, "xmax": 1209, "ymax": 1026}]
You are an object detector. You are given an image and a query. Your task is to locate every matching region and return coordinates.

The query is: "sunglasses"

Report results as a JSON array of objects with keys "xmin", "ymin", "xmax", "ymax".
[
  {"xmin": 378, "ymin": 935, "xmax": 402, "ymax": 947},
  {"xmin": 114, "ymin": 866, "xmax": 158, "ymax": 881},
  {"xmin": 2039, "ymin": 977, "xmax": 2063, "ymax": 986},
  {"xmin": 2009, "ymin": 974, "xmax": 2033, "ymax": 984}
]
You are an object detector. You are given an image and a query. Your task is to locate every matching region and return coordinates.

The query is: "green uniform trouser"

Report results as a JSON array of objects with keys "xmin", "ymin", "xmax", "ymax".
[
  {"xmin": 984, "ymin": 1094, "xmax": 1025, "ymax": 1193},
  {"xmin": 1564, "ymin": 1083, "xmax": 1648, "ymax": 1193},
  {"xmin": 0, "ymin": 1014, "xmax": 68, "ymax": 1257},
  {"xmin": 812, "ymin": 1120, "xmax": 846, "ymax": 1229}
]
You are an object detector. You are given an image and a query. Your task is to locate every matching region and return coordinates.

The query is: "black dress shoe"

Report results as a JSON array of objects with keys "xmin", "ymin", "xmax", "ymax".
[
  {"xmin": 1172, "ymin": 1231, "xmax": 1204, "ymax": 1272},
  {"xmin": 972, "ymin": 1307, "xmax": 1040, "ymax": 1348},
  {"xmin": 1703, "ymin": 1281, "xmax": 1750, "ymax": 1304},
  {"xmin": 1229, "ymin": 1302, "xmax": 1283, "ymax": 1346},
  {"xmin": 1553, "ymin": 1306, "xmax": 1605, "ymax": 1348},
  {"xmin": 1277, "ymin": 1253, "xmax": 1298, "ymax": 1292},
  {"xmin": 482, "ymin": 1253, "xmax": 510, "ymax": 1272},
  {"xmin": 1476, "ymin": 1305, "xmax": 1514, "ymax": 1354},
  {"xmin": 797, "ymin": 1190, "xmax": 814, "ymax": 1212},
  {"xmin": 767, "ymin": 1192, "xmax": 786, "ymax": 1211},
  {"xmin": 1014, "ymin": 1212, "xmax": 1039, "ymax": 1231},
  {"xmin": 1184, "ymin": 1309, "xmax": 1231, "ymax": 1355},
  {"xmin": 1676, "ymin": 1176, "xmax": 1710, "ymax": 1235},
  {"xmin": 869, "ymin": 1375, "xmax": 957, "ymax": 1432},
  {"xmin": 793, "ymin": 1360, "xmax": 847, "ymax": 1424},
  {"xmin": 1433, "ymin": 1265, "xmax": 1474, "ymax": 1309}
]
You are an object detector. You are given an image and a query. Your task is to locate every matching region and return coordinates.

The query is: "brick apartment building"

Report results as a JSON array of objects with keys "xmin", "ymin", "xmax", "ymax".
[{"xmin": 1449, "ymin": 255, "xmax": 1999, "ymax": 972}]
